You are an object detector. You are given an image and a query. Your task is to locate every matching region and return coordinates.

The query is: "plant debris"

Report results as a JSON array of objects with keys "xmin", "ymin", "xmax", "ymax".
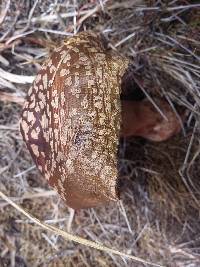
[{"xmin": 0, "ymin": 1, "xmax": 200, "ymax": 266}]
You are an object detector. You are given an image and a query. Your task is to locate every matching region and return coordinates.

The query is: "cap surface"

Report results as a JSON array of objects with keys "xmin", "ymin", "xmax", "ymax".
[{"xmin": 20, "ymin": 31, "xmax": 129, "ymax": 209}]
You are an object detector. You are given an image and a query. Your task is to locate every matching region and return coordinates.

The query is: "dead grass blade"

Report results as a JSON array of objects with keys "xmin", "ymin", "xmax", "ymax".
[
  {"xmin": 0, "ymin": 91, "xmax": 25, "ymax": 105},
  {"xmin": 0, "ymin": 67, "xmax": 35, "ymax": 84},
  {"xmin": 0, "ymin": 0, "xmax": 11, "ymax": 25},
  {"xmin": 0, "ymin": 191, "xmax": 164, "ymax": 267}
]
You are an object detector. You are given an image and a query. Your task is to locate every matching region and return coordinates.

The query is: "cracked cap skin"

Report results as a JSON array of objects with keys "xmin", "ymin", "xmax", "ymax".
[{"xmin": 20, "ymin": 31, "xmax": 130, "ymax": 209}]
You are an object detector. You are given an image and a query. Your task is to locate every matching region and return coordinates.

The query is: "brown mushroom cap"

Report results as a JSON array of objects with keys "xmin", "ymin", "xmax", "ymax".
[{"xmin": 20, "ymin": 31, "xmax": 129, "ymax": 209}]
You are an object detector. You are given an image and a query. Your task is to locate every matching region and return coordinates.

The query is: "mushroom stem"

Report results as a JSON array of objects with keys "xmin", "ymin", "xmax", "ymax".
[{"xmin": 121, "ymin": 99, "xmax": 183, "ymax": 141}]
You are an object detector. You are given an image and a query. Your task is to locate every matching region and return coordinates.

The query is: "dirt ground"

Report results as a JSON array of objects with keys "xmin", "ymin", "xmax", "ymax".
[{"xmin": 0, "ymin": 1, "xmax": 200, "ymax": 266}]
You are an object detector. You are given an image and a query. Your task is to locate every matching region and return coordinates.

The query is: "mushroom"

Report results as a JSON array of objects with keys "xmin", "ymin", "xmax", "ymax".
[{"xmin": 20, "ymin": 31, "xmax": 182, "ymax": 209}]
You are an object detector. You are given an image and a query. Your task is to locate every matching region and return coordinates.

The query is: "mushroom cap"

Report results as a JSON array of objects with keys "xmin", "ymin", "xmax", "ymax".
[{"xmin": 20, "ymin": 31, "xmax": 129, "ymax": 209}]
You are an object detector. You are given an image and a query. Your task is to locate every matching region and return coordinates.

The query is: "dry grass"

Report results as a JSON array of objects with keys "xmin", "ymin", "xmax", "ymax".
[{"xmin": 0, "ymin": 0, "xmax": 200, "ymax": 266}]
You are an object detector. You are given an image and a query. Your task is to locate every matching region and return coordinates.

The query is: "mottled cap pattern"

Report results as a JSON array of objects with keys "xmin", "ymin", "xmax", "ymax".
[{"xmin": 20, "ymin": 31, "xmax": 129, "ymax": 209}]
